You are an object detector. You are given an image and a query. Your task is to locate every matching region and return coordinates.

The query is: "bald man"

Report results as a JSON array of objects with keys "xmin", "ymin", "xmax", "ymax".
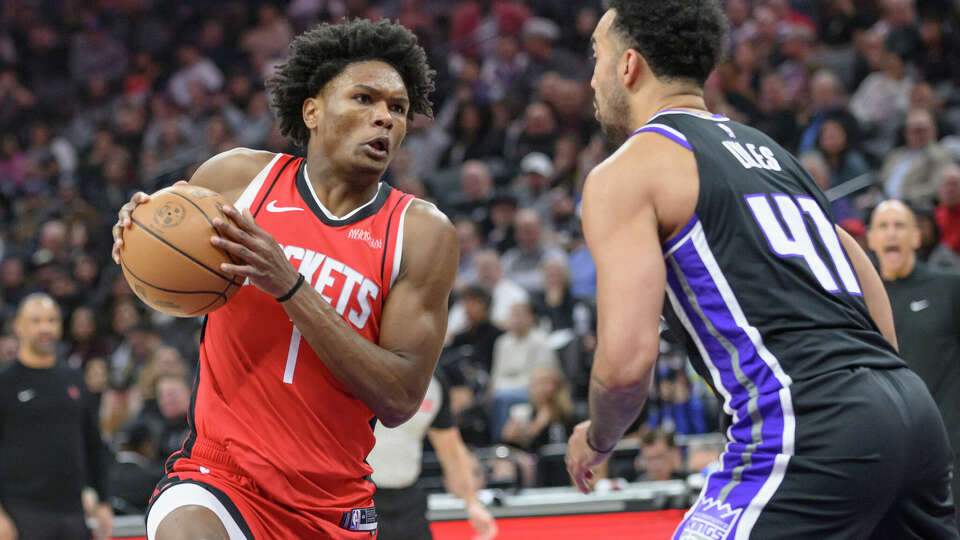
[
  {"xmin": 0, "ymin": 294, "xmax": 113, "ymax": 540},
  {"xmin": 869, "ymin": 200, "xmax": 960, "ymax": 527}
]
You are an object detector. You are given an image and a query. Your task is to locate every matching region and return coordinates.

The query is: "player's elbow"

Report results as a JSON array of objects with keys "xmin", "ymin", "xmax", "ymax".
[
  {"xmin": 377, "ymin": 395, "xmax": 421, "ymax": 428},
  {"xmin": 595, "ymin": 338, "xmax": 659, "ymax": 391}
]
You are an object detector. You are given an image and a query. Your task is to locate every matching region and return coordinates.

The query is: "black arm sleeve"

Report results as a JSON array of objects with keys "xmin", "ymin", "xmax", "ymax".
[{"xmin": 430, "ymin": 375, "xmax": 455, "ymax": 430}]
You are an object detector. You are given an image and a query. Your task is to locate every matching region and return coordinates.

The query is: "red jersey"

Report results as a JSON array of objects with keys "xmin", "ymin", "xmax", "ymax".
[{"xmin": 167, "ymin": 153, "xmax": 415, "ymax": 532}]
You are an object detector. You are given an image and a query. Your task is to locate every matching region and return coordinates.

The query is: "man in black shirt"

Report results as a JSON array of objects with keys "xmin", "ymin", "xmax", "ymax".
[
  {"xmin": 868, "ymin": 200, "xmax": 960, "ymax": 528},
  {"xmin": 0, "ymin": 294, "xmax": 113, "ymax": 540}
]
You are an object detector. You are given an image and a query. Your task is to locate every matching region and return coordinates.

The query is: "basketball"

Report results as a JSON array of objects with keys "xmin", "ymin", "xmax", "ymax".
[{"xmin": 119, "ymin": 184, "xmax": 241, "ymax": 317}]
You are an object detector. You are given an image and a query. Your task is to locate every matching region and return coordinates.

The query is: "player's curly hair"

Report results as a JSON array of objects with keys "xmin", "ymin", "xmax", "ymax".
[
  {"xmin": 267, "ymin": 18, "xmax": 436, "ymax": 147},
  {"xmin": 608, "ymin": 0, "xmax": 727, "ymax": 86}
]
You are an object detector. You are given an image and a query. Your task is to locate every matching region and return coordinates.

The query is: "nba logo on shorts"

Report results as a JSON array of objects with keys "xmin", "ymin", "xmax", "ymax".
[
  {"xmin": 351, "ymin": 509, "xmax": 361, "ymax": 530},
  {"xmin": 679, "ymin": 498, "xmax": 742, "ymax": 540}
]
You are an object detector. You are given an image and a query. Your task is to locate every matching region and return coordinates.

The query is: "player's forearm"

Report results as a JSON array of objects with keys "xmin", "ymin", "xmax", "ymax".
[
  {"xmin": 283, "ymin": 288, "xmax": 427, "ymax": 427},
  {"xmin": 587, "ymin": 344, "xmax": 654, "ymax": 452},
  {"xmin": 430, "ymin": 429, "xmax": 479, "ymax": 504}
]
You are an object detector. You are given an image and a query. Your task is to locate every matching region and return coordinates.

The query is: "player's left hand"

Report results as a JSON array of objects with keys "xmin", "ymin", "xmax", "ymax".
[
  {"xmin": 211, "ymin": 205, "xmax": 301, "ymax": 298},
  {"xmin": 565, "ymin": 420, "xmax": 613, "ymax": 494},
  {"xmin": 93, "ymin": 503, "xmax": 113, "ymax": 540},
  {"xmin": 466, "ymin": 500, "xmax": 498, "ymax": 540}
]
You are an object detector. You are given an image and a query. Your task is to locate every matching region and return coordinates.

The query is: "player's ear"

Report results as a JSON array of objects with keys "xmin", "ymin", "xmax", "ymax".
[
  {"xmin": 302, "ymin": 96, "xmax": 324, "ymax": 132},
  {"xmin": 620, "ymin": 49, "xmax": 644, "ymax": 90}
]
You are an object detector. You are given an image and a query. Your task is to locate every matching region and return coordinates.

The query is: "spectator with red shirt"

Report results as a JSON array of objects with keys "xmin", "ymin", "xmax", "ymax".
[{"xmin": 935, "ymin": 164, "xmax": 960, "ymax": 254}]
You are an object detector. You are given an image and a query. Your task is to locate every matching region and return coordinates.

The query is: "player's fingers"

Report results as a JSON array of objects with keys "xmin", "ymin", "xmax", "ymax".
[
  {"xmin": 212, "ymin": 236, "xmax": 258, "ymax": 264},
  {"xmin": 220, "ymin": 205, "xmax": 257, "ymax": 233},
  {"xmin": 213, "ymin": 218, "xmax": 256, "ymax": 247},
  {"xmin": 112, "ymin": 241, "xmax": 121, "ymax": 264},
  {"xmin": 219, "ymin": 263, "xmax": 257, "ymax": 279}
]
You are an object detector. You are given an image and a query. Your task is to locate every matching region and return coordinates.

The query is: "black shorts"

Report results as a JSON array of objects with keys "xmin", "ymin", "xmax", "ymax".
[
  {"xmin": 372, "ymin": 481, "xmax": 432, "ymax": 540},
  {"xmin": 675, "ymin": 366, "xmax": 958, "ymax": 539}
]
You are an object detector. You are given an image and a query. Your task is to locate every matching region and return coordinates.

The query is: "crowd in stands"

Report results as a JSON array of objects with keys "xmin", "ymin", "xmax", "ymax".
[{"xmin": 1, "ymin": 0, "xmax": 959, "ymax": 514}]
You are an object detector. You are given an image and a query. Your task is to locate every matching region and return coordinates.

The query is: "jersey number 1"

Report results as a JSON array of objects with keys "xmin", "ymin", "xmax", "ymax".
[
  {"xmin": 746, "ymin": 194, "xmax": 861, "ymax": 295},
  {"xmin": 284, "ymin": 327, "xmax": 301, "ymax": 384}
]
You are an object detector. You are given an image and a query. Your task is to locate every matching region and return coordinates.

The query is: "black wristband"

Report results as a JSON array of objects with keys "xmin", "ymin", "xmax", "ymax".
[
  {"xmin": 276, "ymin": 274, "xmax": 305, "ymax": 302},
  {"xmin": 586, "ymin": 428, "xmax": 616, "ymax": 454}
]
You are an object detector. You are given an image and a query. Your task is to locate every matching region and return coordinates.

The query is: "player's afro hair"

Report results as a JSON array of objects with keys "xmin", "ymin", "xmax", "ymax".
[
  {"xmin": 608, "ymin": 0, "xmax": 728, "ymax": 86},
  {"xmin": 267, "ymin": 18, "xmax": 436, "ymax": 147}
]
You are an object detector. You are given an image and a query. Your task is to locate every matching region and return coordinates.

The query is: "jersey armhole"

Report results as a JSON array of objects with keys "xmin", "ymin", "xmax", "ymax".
[{"xmin": 634, "ymin": 124, "xmax": 693, "ymax": 151}]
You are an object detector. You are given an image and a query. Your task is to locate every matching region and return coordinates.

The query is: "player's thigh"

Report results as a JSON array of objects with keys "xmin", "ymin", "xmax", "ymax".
[{"xmin": 155, "ymin": 505, "xmax": 230, "ymax": 540}]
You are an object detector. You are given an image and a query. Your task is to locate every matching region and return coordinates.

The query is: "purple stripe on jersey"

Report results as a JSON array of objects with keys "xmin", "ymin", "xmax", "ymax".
[
  {"xmin": 668, "ymin": 240, "xmax": 786, "ymax": 397},
  {"xmin": 631, "ymin": 126, "xmax": 693, "ymax": 150},
  {"xmin": 663, "ymin": 213, "xmax": 700, "ymax": 252}
]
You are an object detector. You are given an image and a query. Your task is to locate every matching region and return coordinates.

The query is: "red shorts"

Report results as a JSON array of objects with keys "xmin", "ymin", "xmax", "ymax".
[{"xmin": 146, "ymin": 438, "xmax": 378, "ymax": 539}]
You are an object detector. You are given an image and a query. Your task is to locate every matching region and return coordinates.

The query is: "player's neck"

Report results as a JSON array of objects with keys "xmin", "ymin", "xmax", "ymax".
[
  {"xmin": 303, "ymin": 154, "xmax": 382, "ymax": 218},
  {"xmin": 19, "ymin": 350, "xmax": 55, "ymax": 369},
  {"xmin": 631, "ymin": 86, "xmax": 708, "ymax": 130}
]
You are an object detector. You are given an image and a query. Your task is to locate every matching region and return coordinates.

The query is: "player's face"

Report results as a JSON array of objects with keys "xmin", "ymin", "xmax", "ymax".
[
  {"xmin": 867, "ymin": 204, "xmax": 921, "ymax": 275},
  {"xmin": 311, "ymin": 61, "xmax": 409, "ymax": 178},
  {"xmin": 590, "ymin": 9, "xmax": 632, "ymax": 143},
  {"xmin": 14, "ymin": 298, "xmax": 62, "ymax": 357}
]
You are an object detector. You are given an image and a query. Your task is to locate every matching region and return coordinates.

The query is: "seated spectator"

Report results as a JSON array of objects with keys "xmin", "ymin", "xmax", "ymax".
[
  {"xmin": 501, "ymin": 209, "xmax": 565, "ymax": 293},
  {"xmin": 646, "ymin": 369, "xmax": 710, "ymax": 436},
  {"xmin": 486, "ymin": 192, "xmax": 518, "ymax": 253},
  {"xmin": 500, "ymin": 364, "xmax": 575, "ymax": 452},
  {"xmin": 914, "ymin": 207, "xmax": 960, "ymax": 272},
  {"xmin": 136, "ymin": 345, "xmax": 189, "ymax": 417},
  {"xmin": 800, "ymin": 151, "xmax": 856, "ymax": 222},
  {"xmin": 879, "ymin": 108, "xmax": 954, "ymax": 207},
  {"xmin": 633, "ymin": 429, "xmax": 685, "ymax": 482},
  {"xmin": 454, "ymin": 219, "xmax": 483, "ymax": 289},
  {"xmin": 489, "ymin": 301, "xmax": 557, "ymax": 442},
  {"xmin": 448, "ymin": 160, "xmax": 495, "ymax": 228},
  {"xmin": 446, "ymin": 249, "xmax": 528, "ymax": 338},
  {"xmin": 448, "ymin": 286, "xmax": 503, "ymax": 376},
  {"xmin": 935, "ymin": 164, "xmax": 960, "ymax": 255},
  {"xmin": 147, "ymin": 374, "xmax": 191, "ymax": 468},
  {"xmin": 816, "ymin": 117, "xmax": 871, "ymax": 187},
  {"xmin": 65, "ymin": 305, "xmax": 110, "ymax": 369},
  {"xmin": 438, "ymin": 103, "xmax": 496, "ymax": 169},
  {"xmin": 850, "ymin": 33, "xmax": 914, "ymax": 159},
  {"xmin": 513, "ymin": 152, "xmax": 555, "ymax": 218},
  {"xmin": 108, "ymin": 420, "xmax": 162, "ymax": 515}
]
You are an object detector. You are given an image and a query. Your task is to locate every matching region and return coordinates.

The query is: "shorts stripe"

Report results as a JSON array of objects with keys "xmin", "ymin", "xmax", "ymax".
[{"xmin": 146, "ymin": 480, "xmax": 254, "ymax": 540}]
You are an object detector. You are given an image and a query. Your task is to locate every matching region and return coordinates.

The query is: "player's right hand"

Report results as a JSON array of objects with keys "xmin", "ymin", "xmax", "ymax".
[
  {"xmin": 112, "ymin": 180, "xmax": 189, "ymax": 264},
  {"xmin": 0, "ymin": 511, "xmax": 18, "ymax": 540}
]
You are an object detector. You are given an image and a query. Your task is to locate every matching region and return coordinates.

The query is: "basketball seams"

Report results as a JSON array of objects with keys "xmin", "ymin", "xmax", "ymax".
[
  {"xmin": 166, "ymin": 189, "xmax": 238, "ymax": 265},
  {"xmin": 129, "ymin": 216, "xmax": 239, "ymax": 285},
  {"xmin": 121, "ymin": 260, "xmax": 227, "ymax": 316}
]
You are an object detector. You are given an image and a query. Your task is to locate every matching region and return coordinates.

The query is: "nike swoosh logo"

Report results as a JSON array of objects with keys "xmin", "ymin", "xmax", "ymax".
[
  {"xmin": 266, "ymin": 200, "xmax": 304, "ymax": 213},
  {"xmin": 18, "ymin": 389, "xmax": 35, "ymax": 402},
  {"xmin": 910, "ymin": 300, "xmax": 930, "ymax": 312}
]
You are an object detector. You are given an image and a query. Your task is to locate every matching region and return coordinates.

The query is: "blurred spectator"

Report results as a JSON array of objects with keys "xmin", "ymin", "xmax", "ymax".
[
  {"xmin": 449, "ymin": 160, "xmax": 496, "ymax": 227},
  {"xmin": 500, "ymin": 364, "xmax": 575, "ymax": 453},
  {"xmin": 109, "ymin": 323, "xmax": 160, "ymax": 391},
  {"xmin": 69, "ymin": 17, "xmax": 128, "ymax": 85},
  {"xmin": 646, "ymin": 369, "xmax": 709, "ymax": 436},
  {"xmin": 486, "ymin": 192, "xmax": 518, "ymax": 253},
  {"xmin": 505, "ymin": 101, "xmax": 559, "ymax": 165},
  {"xmin": 448, "ymin": 286, "xmax": 503, "ymax": 376},
  {"xmin": 241, "ymin": 4, "xmax": 293, "ymax": 65},
  {"xmin": 850, "ymin": 32, "xmax": 914, "ymax": 156},
  {"xmin": 754, "ymin": 73, "xmax": 800, "ymax": 152},
  {"xmin": 108, "ymin": 420, "xmax": 162, "ymax": 515},
  {"xmin": 147, "ymin": 374, "xmax": 191, "ymax": 469},
  {"xmin": 489, "ymin": 301, "xmax": 557, "ymax": 441},
  {"xmin": 633, "ymin": 429, "xmax": 684, "ymax": 482},
  {"xmin": 797, "ymin": 70, "xmax": 859, "ymax": 154},
  {"xmin": 439, "ymin": 103, "xmax": 496, "ymax": 169},
  {"xmin": 455, "ymin": 219, "xmax": 483, "ymax": 288},
  {"xmin": 567, "ymin": 234, "xmax": 597, "ymax": 300},
  {"xmin": 167, "ymin": 44, "xmax": 224, "ymax": 109},
  {"xmin": 514, "ymin": 152, "xmax": 555, "ymax": 218},
  {"xmin": 816, "ymin": 118, "xmax": 871, "ymax": 188},
  {"xmin": 935, "ymin": 164, "xmax": 960, "ymax": 255},
  {"xmin": 448, "ymin": 249, "xmax": 528, "ymax": 337},
  {"xmin": 879, "ymin": 108, "xmax": 954, "ymax": 206},
  {"xmin": 500, "ymin": 209, "xmax": 565, "ymax": 293},
  {"xmin": 65, "ymin": 306, "xmax": 111, "ymax": 370},
  {"xmin": 913, "ymin": 207, "xmax": 960, "ymax": 272}
]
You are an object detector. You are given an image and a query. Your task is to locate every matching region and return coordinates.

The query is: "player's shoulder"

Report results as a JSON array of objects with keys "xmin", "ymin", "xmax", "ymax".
[
  {"xmin": 191, "ymin": 148, "xmax": 281, "ymax": 196},
  {"xmin": 403, "ymin": 198, "xmax": 455, "ymax": 240},
  {"xmin": 397, "ymin": 198, "xmax": 457, "ymax": 279}
]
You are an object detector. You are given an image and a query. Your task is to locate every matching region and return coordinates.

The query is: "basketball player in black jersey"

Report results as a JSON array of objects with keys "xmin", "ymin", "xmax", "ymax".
[{"xmin": 565, "ymin": 1, "xmax": 958, "ymax": 538}]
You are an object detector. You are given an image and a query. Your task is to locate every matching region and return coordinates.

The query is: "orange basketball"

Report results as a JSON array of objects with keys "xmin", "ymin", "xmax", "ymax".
[{"xmin": 119, "ymin": 185, "xmax": 242, "ymax": 317}]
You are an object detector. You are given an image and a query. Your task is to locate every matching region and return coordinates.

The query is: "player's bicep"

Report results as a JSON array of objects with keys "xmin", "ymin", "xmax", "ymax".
[
  {"xmin": 378, "ymin": 202, "xmax": 458, "ymax": 369},
  {"xmin": 837, "ymin": 225, "xmax": 898, "ymax": 350},
  {"xmin": 583, "ymin": 170, "xmax": 665, "ymax": 387}
]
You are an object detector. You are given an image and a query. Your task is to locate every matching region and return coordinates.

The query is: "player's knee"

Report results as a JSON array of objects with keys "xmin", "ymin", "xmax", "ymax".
[{"xmin": 155, "ymin": 505, "xmax": 230, "ymax": 540}]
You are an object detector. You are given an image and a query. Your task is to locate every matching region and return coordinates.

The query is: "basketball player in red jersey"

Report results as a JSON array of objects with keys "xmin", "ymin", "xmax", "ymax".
[{"xmin": 111, "ymin": 19, "xmax": 458, "ymax": 539}]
